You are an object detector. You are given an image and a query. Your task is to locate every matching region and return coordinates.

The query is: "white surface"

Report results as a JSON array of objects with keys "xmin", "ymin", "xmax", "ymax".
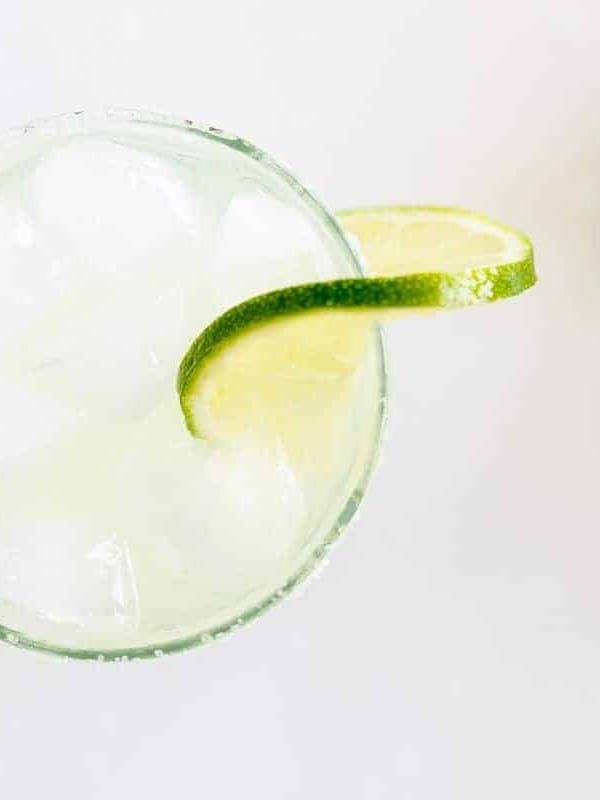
[{"xmin": 0, "ymin": 1, "xmax": 598, "ymax": 797}]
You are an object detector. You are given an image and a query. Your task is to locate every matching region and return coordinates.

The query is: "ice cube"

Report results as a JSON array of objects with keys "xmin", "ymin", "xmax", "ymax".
[
  {"xmin": 0, "ymin": 196, "xmax": 73, "ymax": 355},
  {"xmin": 101, "ymin": 400, "xmax": 308, "ymax": 626},
  {"xmin": 30, "ymin": 139, "xmax": 204, "ymax": 281},
  {"xmin": 192, "ymin": 444, "xmax": 308, "ymax": 597},
  {"xmin": 20, "ymin": 280, "xmax": 188, "ymax": 419},
  {"xmin": 85, "ymin": 537, "xmax": 140, "ymax": 629},
  {"xmin": 0, "ymin": 519, "xmax": 140, "ymax": 632},
  {"xmin": 210, "ymin": 186, "xmax": 327, "ymax": 309},
  {"xmin": 0, "ymin": 378, "xmax": 78, "ymax": 470}
]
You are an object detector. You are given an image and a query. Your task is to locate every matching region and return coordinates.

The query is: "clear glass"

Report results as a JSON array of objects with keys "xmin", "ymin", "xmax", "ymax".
[{"xmin": 0, "ymin": 109, "xmax": 386, "ymax": 660}]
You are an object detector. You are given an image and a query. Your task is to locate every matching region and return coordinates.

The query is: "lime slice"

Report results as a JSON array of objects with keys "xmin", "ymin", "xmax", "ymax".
[
  {"xmin": 178, "ymin": 206, "xmax": 535, "ymax": 448},
  {"xmin": 339, "ymin": 205, "xmax": 532, "ymax": 276}
]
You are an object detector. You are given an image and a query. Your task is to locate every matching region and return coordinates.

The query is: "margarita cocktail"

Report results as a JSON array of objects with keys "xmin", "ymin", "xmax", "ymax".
[{"xmin": 0, "ymin": 110, "xmax": 535, "ymax": 660}]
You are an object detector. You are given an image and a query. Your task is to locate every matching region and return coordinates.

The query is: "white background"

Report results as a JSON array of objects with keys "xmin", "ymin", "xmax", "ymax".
[{"xmin": 1, "ymin": 1, "xmax": 599, "ymax": 797}]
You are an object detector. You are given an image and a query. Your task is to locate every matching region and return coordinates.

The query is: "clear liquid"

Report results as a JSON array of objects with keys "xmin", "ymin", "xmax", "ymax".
[{"xmin": 0, "ymin": 112, "xmax": 382, "ymax": 654}]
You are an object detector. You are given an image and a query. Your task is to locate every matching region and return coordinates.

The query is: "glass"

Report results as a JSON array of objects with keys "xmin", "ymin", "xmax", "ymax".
[{"xmin": 0, "ymin": 109, "xmax": 386, "ymax": 660}]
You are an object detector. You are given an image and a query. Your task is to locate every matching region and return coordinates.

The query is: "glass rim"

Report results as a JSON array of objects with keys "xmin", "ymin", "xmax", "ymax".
[{"xmin": 0, "ymin": 107, "xmax": 387, "ymax": 662}]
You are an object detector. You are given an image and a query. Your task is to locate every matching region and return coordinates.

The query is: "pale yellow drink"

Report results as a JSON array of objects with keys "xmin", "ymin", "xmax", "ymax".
[{"xmin": 0, "ymin": 111, "xmax": 383, "ymax": 658}]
